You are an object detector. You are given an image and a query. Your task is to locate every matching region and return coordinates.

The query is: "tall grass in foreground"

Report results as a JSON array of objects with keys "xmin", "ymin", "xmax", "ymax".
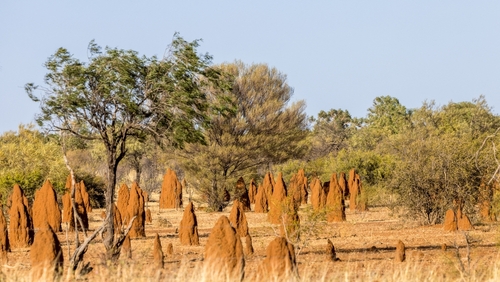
[{"xmin": 1, "ymin": 253, "xmax": 500, "ymax": 282}]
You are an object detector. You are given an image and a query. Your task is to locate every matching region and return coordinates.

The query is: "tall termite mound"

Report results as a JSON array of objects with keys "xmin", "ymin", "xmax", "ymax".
[
  {"xmin": 62, "ymin": 176, "xmax": 89, "ymax": 231},
  {"xmin": 229, "ymin": 200, "xmax": 249, "ymax": 237},
  {"xmin": 454, "ymin": 199, "xmax": 474, "ymax": 231},
  {"xmin": 179, "ymin": 202, "xmax": 199, "ymax": 246},
  {"xmin": 153, "ymin": 233, "xmax": 164, "ymax": 269},
  {"xmin": 234, "ymin": 177, "xmax": 251, "ymax": 211},
  {"xmin": 127, "ymin": 182, "xmax": 146, "ymax": 238},
  {"xmin": 75, "ymin": 181, "xmax": 89, "ymax": 229},
  {"xmin": 310, "ymin": 177, "xmax": 325, "ymax": 211},
  {"xmin": 79, "ymin": 180, "xmax": 92, "ymax": 213},
  {"xmin": 248, "ymin": 179, "xmax": 257, "ymax": 205},
  {"xmin": 289, "ymin": 169, "xmax": 308, "ymax": 206},
  {"xmin": 61, "ymin": 184, "xmax": 73, "ymax": 229},
  {"xmin": 444, "ymin": 200, "xmax": 473, "ymax": 231},
  {"xmin": 326, "ymin": 173, "xmax": 346, "ymax": 222},
  {"xmin": 338, "ymin": 172, "xmax": 349, "ymax": 199},
  {"xmin": 268, "ymin": 173, "xmax": 287, "ymax": 224},
  {"xmin": 288, "ymin": 173, "xmax": 301, "ymax": 209},
  {"xmin": 263, "ymin": 172, "xmax": 274, "ymax": 198},
  {"xmin": 159, "ymin": 168, "xmax": 183, "ymax": 209},
  {"xmin": 117, "ymin": 184, "xmax": 130, "ymax": 223},
  {"xmin": 0, "ymin": 208, "xmax": 10, "ymax": 262},
  {"xmin": 33, "ymin": 180, "xmax": 61, "ymax": 232},
  {"xmin": 443, "ymin": 209, "xmax": 457, "ymax": 231},
  {"xmin": 30, "ymin": 224, "xmax": 63, "ymax": 279},
  {"xmin": 254, "ymin": 184, "xmax": 268, "ymax": 213},
  {"xmin": 348, "ymin": 169, "xmax": 358, "ymax": 210},
  {"xmin": 261, "ymin": 237, "xmax": 298, "ymax": 279},
  {"xmin": 348, "ymin": 169, "xmax": 367, "ymax": 211},
  {"xmin": 204, "ymin": 216, "xmax": 245, "ymax": 281},
  {"xmin": 9, "ymin": 184, "xmax": 33, "ymax": 248}
]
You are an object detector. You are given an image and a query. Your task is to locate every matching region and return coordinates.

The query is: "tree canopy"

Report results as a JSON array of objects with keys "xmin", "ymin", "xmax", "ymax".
[
  {"xmin": 26, "ymin": 34, "xmax": 222, "ymax": 259},
  {"xmin": 178, "ymin": 61, "xmax": 308, "ymax": 211}
]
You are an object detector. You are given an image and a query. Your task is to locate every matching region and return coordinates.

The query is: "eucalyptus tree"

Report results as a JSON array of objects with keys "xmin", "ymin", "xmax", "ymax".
[
  {"xmin": 26, "ymin": 34, "xmax": 222, "ymax": 259},
  {"xmin": 179, "ymin": 61, "xmax": 308, "ymax": 211}
]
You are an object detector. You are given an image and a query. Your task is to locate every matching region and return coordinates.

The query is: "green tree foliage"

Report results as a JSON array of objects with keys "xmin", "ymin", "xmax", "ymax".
[
  {"xmin": 26, "ymin": 34, "xmax": 220, "ymax": 259},
  {"xmin": 380, "ymin": 97, "xmax": 500, "ymax": 223},
  {"xmin": 0, "ymin": 124, "xmax": 67, "ymax": 201},
  {"xmin": 179, "ymin": 61, "xmax": 308, "ymax": 211},
  {"xmin": 308, "ymin": 109, "xmax": 357, "ymax": 160}
]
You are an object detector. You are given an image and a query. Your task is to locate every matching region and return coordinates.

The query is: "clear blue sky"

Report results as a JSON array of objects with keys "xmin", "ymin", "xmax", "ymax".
[{"xmin": 1, "ymin": 1, "xmax": 499, "ymax": 133}]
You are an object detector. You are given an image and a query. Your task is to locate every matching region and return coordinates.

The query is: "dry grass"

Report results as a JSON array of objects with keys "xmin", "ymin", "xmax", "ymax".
[{"xmin": 2, "ymin": 192, "xmax": 499, "ymax": 281}]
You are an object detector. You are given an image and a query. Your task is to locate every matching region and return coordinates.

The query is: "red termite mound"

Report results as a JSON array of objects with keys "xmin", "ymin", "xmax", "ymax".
[
  {"xmin": 268, "ymin": 173, "xmax": 287, "ymax": 224},
  {"xmin": 79, "ymin": 180, "xmax": 92, "ymax": 213},
  {"xmin": 30, "ymin": 223, "xmax": 63, "ymax": 278},
  {"xmin": 75, "ymin": 181, "xmax": 89, "ymax": 230},
  {"xmin": 444, "ymin": 201, "xmax": 473, "ymax": 231},
  {"xmin": 326, "ymin": 173, "xmax": 346, "ymax": 222},
  {"xmin": 33, "ymin": 180, "xmax": 61, "ymax": 232},
  {"xmin": 159, "ymin": 168, "xmax": 183, "ymax": 209},
  {"xmin": 348, "ymin": 168, "xmax": 356, "ymax": 193},
  {"xmin": 310, "ymin": 177, "xmax": 325, "ymax": 211},
  {"xmin": 248, "ymin": 179, "xmax": 257, "ymax": 205},
  {"xmin": 153, "ymin": 233, "xmax": 164, "ymax": 269},
  {"xmin": 204, "ymin": 216, "xmax": 245, "ymax": 281},
  {"xmin": 62, "ymin": 176, "xmax": 73, "ymax": 227},
  {"xmin": 61, "ymin": 192, "xmax": 73, "ymax": 228},
  {"xmin": 347, "ymin": 170, "xmax": 367, "ymax": 211},
  {"xmin": 443, "ymin": 209, "xmax": 458, "ymax": 231},
  {"xmin": 290, "ymin": 169, "xmax": 308, "ymax": 206},
  {"xmin": 229, "ymin": 200, "xmax": 249, "ymax": 237},
  {"xmin": 262, "ymin": 172, "xmax": 274, "ymax": 199},
  {"xmin": 457, "ymin": 209, "xmax": 473, "ymax": 231},
  {"xmin": 289, "ymin": 173, "xmax": 301, "ymax": 209},
  {"xmin": 234, "ymin": 177, "xmax": 251, "ymax": 211},
  {"xmin": 338, "ymin": 172, "xmax": 349, "ymax": 199},
  {"xmin": 127, "ymin": 182, "xmax": 146, "ymax": 238},
  {"xmin": 0, "ymin": 208, "xmax": 10, "ymax": 262},
  {"xmin": 117, "ymin": 184, "xmax": 130, "ymax": 223},
  {"xmin": 62, "ymin": 176, "xmax": 90, "ymax": 231},
  {"xmin": 254, "ymin": 184, "xmax": 268, "ymax": 213},
  {"xmin": 179, "ymin": 202, "xmax": 199, "ymax": 246},
  {"xmin": 261, "ymin": 237, "xmax": 298, "ymax": 279},
  {"xmin": 349, "ymin": 173, "xmax": 359, "ymax": 211},
  {"xmin": 8, "ymin": 184, "xmax": 33, "ymax": 248}
]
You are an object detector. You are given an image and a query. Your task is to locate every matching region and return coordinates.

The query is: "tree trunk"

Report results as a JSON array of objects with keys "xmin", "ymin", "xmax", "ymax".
[{"xmin": 104, "ymin": 153, "xmax": 118, "ymax": 260}]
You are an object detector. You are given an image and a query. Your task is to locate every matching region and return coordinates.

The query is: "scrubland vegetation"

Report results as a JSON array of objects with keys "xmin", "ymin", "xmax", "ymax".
[{"xmin": 0, "ymin": 35, "xmax": 498, "ymax": 280}]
